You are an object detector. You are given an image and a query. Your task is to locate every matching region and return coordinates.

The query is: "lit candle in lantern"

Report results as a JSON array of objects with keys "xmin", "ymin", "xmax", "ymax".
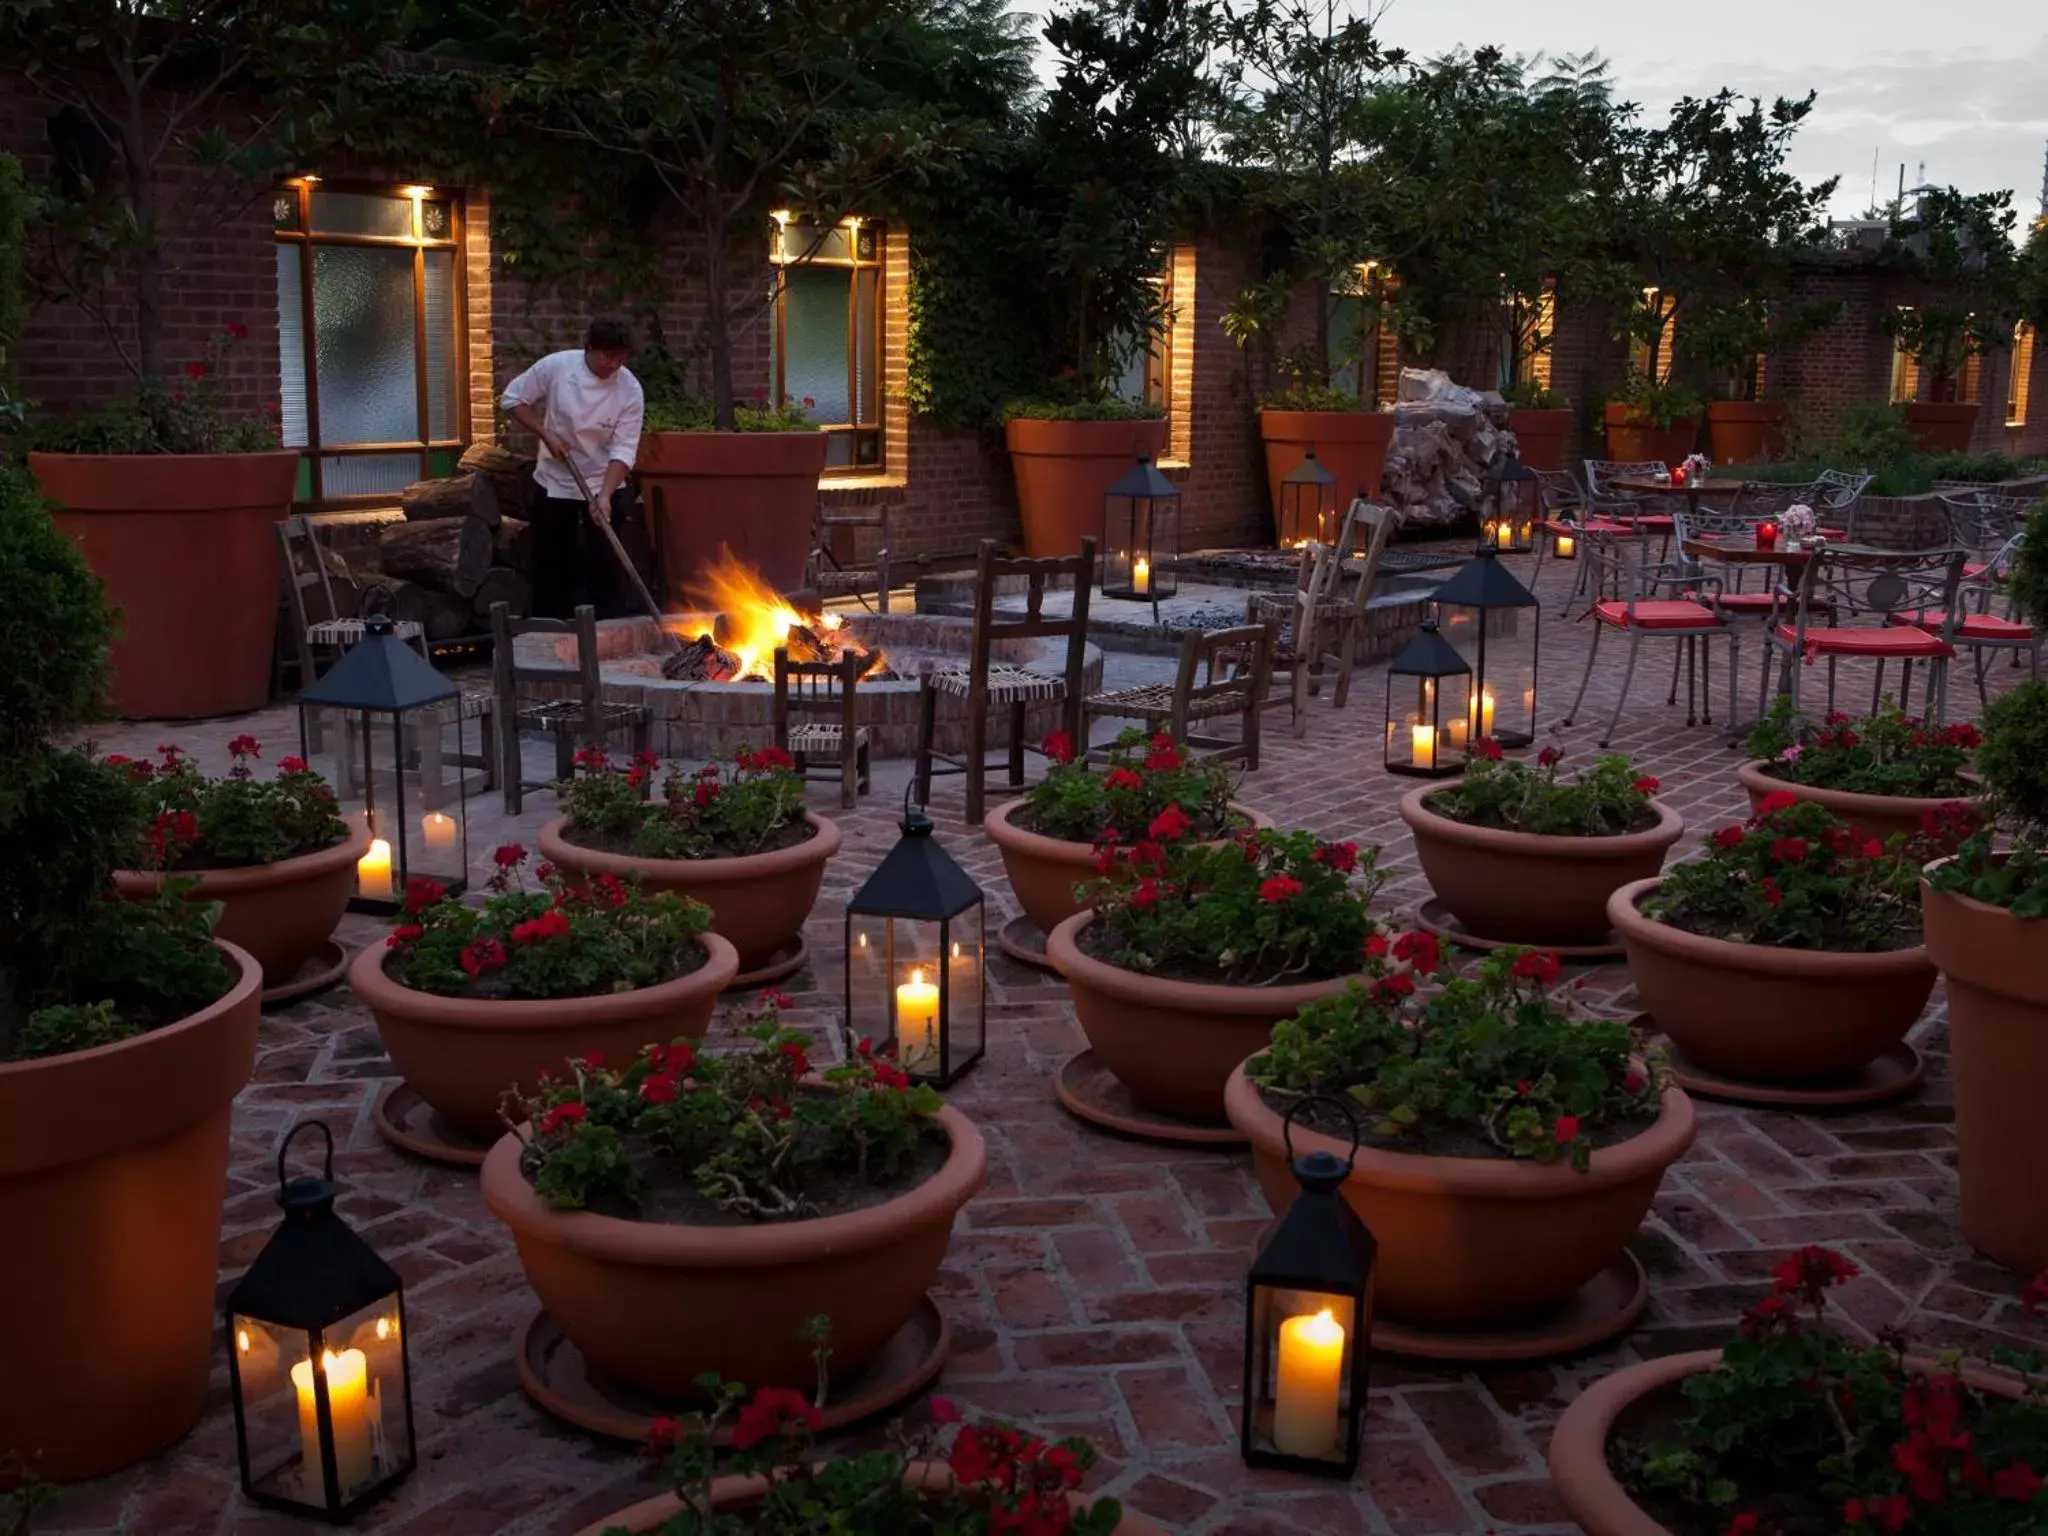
[
  {"xmin": 1756, "ymin": 521, "xmax": 1778, "ymax": 550},
  {"xmin": 895, "ymin": 967, "xmax": 940, "ymax": 1070},
  {"xmin": 1554, "ymin": 533, "xmax": 1576, "ymax": 558},
  {"xmin": 1448, "ymin": 716, "xmax": 1469, "ymax": 750},
  {"xmin": 1477, "ymin": 689, "xmax": 1496, "ymax": 737},
  {"xmin": 292, "ymin": 1348, "xmax": 374, "ymax": 1495},
  {"xmin": 1409, "ymin": 724, "xmax": 1436, "ymax": 770},
  {"xmin": 1273, "ymin": 1308, "xmax": 1346, "ymax": 1457},
  {"xmin": 356, "ymin": 838, "xmax": 393, "ymax": 900},
  {"xmin": 1133, "ymin": 557, "xmax": 1151, "ymax": 595},
  {"xmin": 421, "ymin": 812, "xmax": 456, "ymax": 853}
]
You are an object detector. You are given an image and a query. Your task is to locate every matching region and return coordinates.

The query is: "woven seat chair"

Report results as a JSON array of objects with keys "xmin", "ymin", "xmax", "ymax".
[
  {"xmin": 773, "ymin": 646, "xmax": 874, "ymax": 808},
  {"xmin": 1245, "ymin": 539, "xmax": 1340, "ymax": 738},
  {"xmin": 808, "ymin": 504, "xmax": 892, "ymax": 611},
  {"xmin": 490, "ymin": 602, "xmax": 652, "ymax": 813},
  {"xmin": 1083, "ymin": 623, "xmax": 1275, "ymax": 769}
]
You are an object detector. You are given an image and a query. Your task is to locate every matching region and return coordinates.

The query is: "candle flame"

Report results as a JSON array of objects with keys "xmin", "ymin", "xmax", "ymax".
[
  {"xmin": 1298, "ymin": 1308, "xmax": 1344, "ymax": 1346},
  {"xmin": 375, "ymin": 1317, "xmax": 393, "ymax": 1341},
  {"xmin": 910, "ymin": 967, "xmax": 925, "ymax": 986},
  {"xmin": 236, "ymin": 1328, "xmax": 250, "ymax": 1353}
]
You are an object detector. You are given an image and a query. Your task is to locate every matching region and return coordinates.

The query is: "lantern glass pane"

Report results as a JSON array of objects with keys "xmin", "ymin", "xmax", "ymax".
[
  {"xmin": 1278, "ymin": 482, "xmax": 1337, "ymax": 549},
  {"xmin": 297, "ymin": 702, "xmax": 471, "ymax": 905},
  {"xmin": 846, "ymin": 912, "xmax": 893, "ymax": 1052},
  {"xmin": 943, "ymin": 906, "xmax": 986, "ymax": 1073},
  {"xmin": 1245, "ymin": 1285, "xmax": 1363, "ymax": 1465},
  {"xmin": 233, "ymin": 1316, "xmax": 317, "ymax": 1504},
  {"xmin": 393, "ymin": 709, "xmax": 469, "ymax": 891},
  {"xmin": 848, "ymin": 914, "xmax": 945, "ymax": 1073},
  {"xmin": 1102, "ymin": 494, "xmax": 1138, "ymax": 595},
  {"xmin": 298, "ymin": 706, "xmax": 392, "ymax": 901},
  {"xmin": 1384, "ymin": 672, "xmax": 1470, "ymax": 773}
]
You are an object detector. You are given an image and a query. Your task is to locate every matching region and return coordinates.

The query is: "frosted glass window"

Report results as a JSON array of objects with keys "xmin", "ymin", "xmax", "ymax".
[
  {"xmin": 275, "ymin": 247, "xmax": 308, "ymax": 447},
  {"xmin": 424, "ymin": 250, "xmax": 458, "ymax": 440},
  {"xmin": 782, "ymin": 266, "xmax": 851, "ymax": 424},
  {"xmin": 778, "ymin": 222, "xmax": 853, "ymax": 263},
  {"xmin": 1327, "ymin": 297, "xmax": 1365, "ymax": 399},
  {"xmin": 313, "ymin": 245, "xmax": 419, "ymax": 447},
  {"xmin": 310, "ymin": 190, "xmax": 413, "ymax": 239},
  {"xmin": 853, "ymin": 269, "xmax": 879, "ymax": 424},
  {"xmin": 321, "ymin": 454, "xmax": 421, "ymax": 498}
]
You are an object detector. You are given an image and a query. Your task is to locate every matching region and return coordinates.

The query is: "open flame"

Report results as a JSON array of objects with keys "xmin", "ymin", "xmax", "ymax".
[{"xmin": 664, "ymin": 547, "xmax": 866, "ymax": 681}]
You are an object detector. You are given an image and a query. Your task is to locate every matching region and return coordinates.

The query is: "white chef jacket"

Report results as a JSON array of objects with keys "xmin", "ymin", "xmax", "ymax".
[{"xmin": 499, "ymin": 350, "xmax": 645, "ymax": 501}]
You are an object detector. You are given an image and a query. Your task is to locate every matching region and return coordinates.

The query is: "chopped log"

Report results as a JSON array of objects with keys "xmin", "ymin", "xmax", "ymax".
[
  {"xmin": 494, "ymin": 515, "xmax": 532, "ymax": 574},
  {"xmin": 400, "ymin": 472, "xmax": 500, "ymax": 528},
  {"xmin": 421, "ymin": 587, "xmax": 475, "ymax": 642},
  {"xmin": 460, "ymin": 442, "xmax": 538, "ymax": 521},
  {"xmin": 376, "ymin": 515, "xmax": 494, "ymax": 599},
  {"xmin": 361, "ymin": 575, "xmax": 472, "ymax": 642},
  {"xmin": 661, "ymin": 633, "xmax": 741, "ymax": 682},
  {"xmin": 470, "ymin": 565, "xmax": 531, "ymax": 623}
]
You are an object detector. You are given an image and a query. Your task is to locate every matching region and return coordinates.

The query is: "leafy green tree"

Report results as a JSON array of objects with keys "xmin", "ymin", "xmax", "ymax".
[
  {"xmin": 2022, "ymin": 218, "xmax": 2048, "ymax": 332},
  {"xmin": 1880, "ymin": 186, "xmax": 2025, "ymax": 400}
]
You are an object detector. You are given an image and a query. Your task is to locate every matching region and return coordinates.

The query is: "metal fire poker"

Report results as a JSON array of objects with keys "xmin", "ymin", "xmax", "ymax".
[{"xmin": 558, "ymin": 451, "xmax": 685, "ymax": 655}]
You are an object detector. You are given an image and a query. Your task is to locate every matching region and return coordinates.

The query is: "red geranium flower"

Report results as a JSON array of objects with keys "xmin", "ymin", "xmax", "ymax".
[
  {"xmin": 2021, "ymin": 1272, "xmax": 2048, "ymax": 1315},
  {"xmin": 571, "ymin": 745, "xmax": 610, "ymax": 772},
  {"xmin": 1312, "ymin": 840, "xmax": 1359, "ymax": 873},
  {"xmin": 224, "ymin": 320, "xmax": 251, "ymax": 341},
  {"xmin": 645, "ymin": 1416, "xmax": 680, "ymax": 1456},
  {"xmin": 872, "ymin": 1060, "xmax": 911, "ymax": 1090},
  {"xmin": 1769, "ymin": 837, "xmax": 1808, "ymax": 863},
  {"xmin": 1103, "ymin": 767, "xmax": 1143, "ymax": 791},
  {"xmin": 537, "ymin": 1100, "xmax": 586, "ymax": 1135},
  {"xmin": 1740, "ymin": 1293, "xmax": 1798, "ymax": 1338},
  {"xmin": 1757, "ymin": 790, "xmax": 1799, "ymax": 816},
  {"xmin": 403, "ymin": 876, "xmax": 446, "ymax": 914},
  {"xmin": 227, "ymin": 733, "xmax": 261, "ymax": 759},
  {"xmin": 730, "ymin": 1385, "xmax": 822, "ymax": 1451},
  {"xmin": 385, "ymin": 923, "xmax": 423, "ymax": 948},
  {"xmin": 276, "ymin": 755, "xmax": 309, "ymax": 774},
  {"xmin": 1552, "ymin": 1114, "xmax": 1581, "ymax": 1145},
  {"xmin": 1991, "ymin": 1462, "xmax": 2043, "ymax": 1502},
  {"xmin": 1040, "ymin": 730, "xmax": 1075, "ymax": 765},
  {"xmin": 1772, "ymin": 1245, "xmax": 1858, "ymax": 1299},
  {"xmin": 1623, "ymin": 1066, "xmax": 1647, "ymax": 1093},
  {"xmin": 1510, "ymin": 950, "xmax": 1562, "ymax": 986},
  {"xmin": 1363, "ymin": 932, "xmax": 1389, "ymax": 959},
  {"xmin": 184, "ymin": 360, "xmax": 207, "ymax": 378},
  {"xmin": 1131, "ymin": 877, "xmax": 1160, "ymax": 909},
  {"xmin": 1390, "ymin": 930, "xmax": 1440, "ymax": 975},
  {"xmin": 1537, "ymin": 745, "xmax": 1562, "ymax": 767},
  {"xmin": 1632, "ymin": 775, "xmax": 1660, "ymax": 794},
  {"xmin": 460, "ymin": 937, "xmax": 506, "ymax": 977},
  {"xmin": 929, "ymin": 1396, "xmax": 961, "ymax": 1424},
  {"xmin": 510, "ymin": 908, "xmax": 571, "ymax": 945},
  {"xmin": 777, "ymin": 1040, "xmax": 810, "ymax": 1077},
  {"xmin": 1258, "ymin": 874, "xmax": 1303, "ymax": 903},
  {"xmin": 1148, "ymin": 803, "xmax": 1193, "ymax": 841},
  {"xmin": 1371, "ymin": 972, "xmax": 1416, "ymax": 1004},
  {"xmin": 1722, "ymin": 1508, "xmax": 1768, "ymax": 1536},
  {"xmin": 493, "ymin": 843, "xmax": 527, "ymax": 868},
  {"xmin": 1470, "ymin": 737, "xmax": 1504, "ymax": 761},
  {"xmin": 1861, "ymin": 839, "xmax": 1884, "ymax": 859},
  {"xmin": 948, "ymin": 1425, "xmax": 999, "ymax": 1485},
  {"xmin": 1758, "ymin": 877, "xmax": 1783, "ymax": 907}
]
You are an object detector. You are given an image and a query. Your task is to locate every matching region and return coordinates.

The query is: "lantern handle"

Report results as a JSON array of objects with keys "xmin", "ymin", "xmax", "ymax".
[
  {"xmin": 277, "ymin": 1119, "xmax": 335, "ymax": 1196},
  {"xmin": 1281, "ymin": 1094, "xmax": 1363, "ymax": 1177}
]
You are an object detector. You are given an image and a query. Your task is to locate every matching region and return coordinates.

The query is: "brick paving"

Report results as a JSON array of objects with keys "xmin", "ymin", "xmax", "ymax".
[{"xmin": 39, "ymin": 542, "xmax": 2047, "ymax": 1536}]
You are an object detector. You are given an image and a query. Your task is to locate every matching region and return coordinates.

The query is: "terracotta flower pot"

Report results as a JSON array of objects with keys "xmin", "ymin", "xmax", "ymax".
[
  {"xmin": 1734, "ymin": 760, "xmax": 1981, "ymax": 852},
  {"xmin": 1921, "ymin": 870, "xmax": 2048, "ymax": 1273},
  {"xmin": 1903, "ymin": 401, "xmax": 1979, "ymax": 454},
  {"xmin": 982, "ymin": 798, "xmax": 1273, "ymax": 936},
  {"xmin": 1704, "ymin": 400, "xmax": 1787, "ymax": 464},
  {"xmin": 1399, "ymin": 784, "xmax": 1685, "ymax": 947},
  {"xmin": 1549, "ymin": 1348, "xmax": 2026, "ymax": 1536},
  {"xmin": 576, "ymin": 1463, "xmax": 1166, "ymax": 1536},
  {"xmin": 1600, "ymin": 404, "xmax": 1700, "ymax": 468},
  {"xmin": 1258, "ymin": 409, "xmax": 1395, "ymax": 525},
  {"xmin": 112, "ymin": 822, "xmax": 370, "ymax": 987},
  {"xmin": 1508, "ymin": 408, "xmax": 1572, "ymax": 473},
  {"xmin": 1609, "ymin": 877, "xmax": 1935, "ymax": 1082},
  {"xmin": 0, "ymin": 942, "xmax": 260, "ymax": 1482},
  {"xmin": 537, "ymin": 813, "xmax": 841, "ymax": 974},
  {"xmin": 348, "ymin": 934, "xmax": 740, "ymax": 1141},
  {"xmin": 638, "ymin": 430, "xmax": 830, "ymax": 596},
  {"xmin": 1046, "ymin": 912, "xmax": 1362, "ymax": 1124},
  {"xmin": 1225, "ymin": 1061, "xmax": 1692, "ymax": 1331},
  {"xmin": 481, "ymin": 1098, "xmax": 986, "ymax": 1396},
  {"xmin": 1004, "ymin": 417, "xmax": 1169, "ymax": 558},
  {"xmin": 30, "ymin": 450, "xmax": 298, "ymax": 719}
]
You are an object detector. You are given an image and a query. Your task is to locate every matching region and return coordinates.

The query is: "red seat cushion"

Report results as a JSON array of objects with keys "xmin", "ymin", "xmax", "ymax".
[
  {"xmin": 1594, "ymin": 599, "xmax": 1724, "ymax": 630},
  {"xmin": 1962, "ymin": 562, "xmax": 2008, "ymax": 584},
  {"xmin": 1888, "ymin": 609, "xmax": 2035, "ymax": 641},
  {"xmin": 1712, "ymin": 592, "xmax": 1832, "ymax": 614},
  {"xmin": 1629, "ymin": 515, "xmax": 1677, "ymax": 531},
  {"xmin": 1581, "ymin": 520, "xmax": 1640, "ymax": 535},
  {"xmin": 1775, "ymin": 623, "xmax": 1953, "ymax": 660},
  {"xmin": 1538, "ymin": 518, "xmax": 1578, "ymax": 537}
]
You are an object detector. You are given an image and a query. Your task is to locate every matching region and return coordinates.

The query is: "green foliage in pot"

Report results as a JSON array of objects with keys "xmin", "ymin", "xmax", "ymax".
[
  {"xmin": 1646, "ymin": 796, "xmax": 1927, "ymax": 952},
  {"xmin": 111, "ymin": 736, "xmax": 348, "ymax": 869},
  {"xmin": 25, "ymin": 324, "xmax": 279, "ymax": 455},
  {"xmin": 506, "ymin": 996, "xmax": 944, "ymax": 1221},
  {"xmin": 1685, "ymin": 293, "xmax": 1839, "ymax": 402},
  {"xmin": 0, "ymin": 461, "xmax": 110, "ymax": 792},
  {"xmin": 1617, "ymin": 1248, "xmax": 2048, "ymax": 1536},
  {"xmin": 996, "ymin": 395, "xmax": 1167, "ymax": 425},
  {"xmin": 1503, "ymin": 381, "xmax": 1567, "ymax": 411},
  {"xmin": 1425, "ymin": 744, "xmax": 1661, "ymax": 837},
  {"xmin": 1880, "ymin": 186, "xmax": 2026, "ymax": 397},
  {"xmin": 1018, "ymin": 727, "xmax": 1238, "ymax": 844},
  {"xmin": 1746, "ymin": 696, "xmax": 1980, "ymax": 799},
  {"xmin": 1250, "ymin": 942, "xmax": 1660, "ymax": 1170},
  {"xmin": 1611, "ymin": 372, "xmax": 1706, "ymax": 430},
  {"xmin": 2006, "ymin": 498, "xmax": 2048, "ymax": 638},
  {"xmin": 634, "ymin": 345, "xmax": 821, "ymax": 434},
  {"xmin": 558, "ymin": 745, "xmax": 811, "ymax": 860},
  {"xmin": 1929, "ymin": 679, "xmax": 2048, "ymax": 918},
  {"xmin": 1080, "ymin": 827, "xmax": 1383, "ymax": 985}
]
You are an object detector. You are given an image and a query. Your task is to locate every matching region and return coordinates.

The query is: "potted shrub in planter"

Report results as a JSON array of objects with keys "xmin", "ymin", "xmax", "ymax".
[
  {"xmin": 1254, "ymin": 378, "xmax": 1395, "ymax": 527},
  {"xmin": 1550, "ymin": 1247, "xmax": 2048, "ymax": 1536},
  {"xmin": 578, "ymin": 1379, "xmax": 1155, "ymax": 1535},
  {"xmin": 1601, "ymin": 375, "xmax": 1704, "ymax": 468},
  {"xmin": 1227, "ymin": 945, "xmax": 1693, "ymax": 1340},
  {"xmin": 1738, "ymin": 696, "xmax": 1984, "ymax": 849},
  {"xmin": 0, "ymin": 460, "xmax": 258, "ymax": 1482},
  {"xmin": 538, "ymin": 745, "xmax": 840, "ymax": 979},
  {"xmin": 984, "ymin": 728, "xmax": 1267, "ymax": 941},
  {"xmin": 107, "ymin": 735, "xmax": 364, "ymax": 990},
  {"xmin": 481, "ymin": 1001, "xmax": 986, "ymax": 1399},
  {"xmin": 1690, "ymin": 295, "xmax": 1839, "ymax": 465},
  {"xmin": 349, "ymin": 846, "xmax": 737, "ymax": 1141},
  {"xmin": 1505, "ymin": 382, "xmax": 1573, "ymax": 473},
  {"xmin": 1045, "ymin": 828, "xmax": 1383, "ymax": 1125},
  {"xmin": 1611, "ymin": 795, "xmax": 1937, "ymax": 1091},
  {"xmin": 1922, "ymin": 675, "xmax": 2048, "ymax": 1273},
  {"xmin": 1001, "ymin": 398, "xmax": 1168, "ymax": 559},
  {"xmin": 1399, "ymin": 744, "xmax": 1682, "ymax": 947}
]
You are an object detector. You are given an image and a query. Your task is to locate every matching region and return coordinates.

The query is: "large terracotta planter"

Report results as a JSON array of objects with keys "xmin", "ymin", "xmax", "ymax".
[
  {"xmin": 1610, "ymin": 877, "xmax": 1935, "ymax": 1083},
  {"xmin": 30, "ymin": 450, "xmax": 298, "ymax": 719},
  {"xmin": 1399, "ymin": 785, "xmax": 1685, "ymax": 947},
  {"xmin": 112, "ymin": 822, "xmax": 370, "ymax": 987},
  {"xmin": 983, "ymin": 798, "xmax": 1272, "ymax": 936},
  {"xmin": 1046, "ymin": 912, "xmax": 1361, "ymax": 1124},
  {"xmin": 1921, "ymin": 871, "xmax": 2048, "ymax": 1273},
  {"xmin": 481, "ymin": 1097, "xmax": 986, "ymax": 1396},
  {"xmin": 1600, "ymin": 404, "xmax": 1700, "ymax": 468},
  {"xmin": 537, "ymin": 813, "xmax": 840, "ymax": 973},
  {"xmin": 1903, "ymin": 401, "xmax": 1979, "ymax": 454},
  {"xmin": 1258, "ymin": 409, "xmax": 1394, "ymax": 526},
  {"xmin": 0, "ymin": 943, "xmax": 260, "ymax": 1482},
  {"xmin": 577, "ymin": 1463, "xmax": 1165, "ymax": 1536},
  {"xmin": 1225, "ymin": 1062, "xmax": 1694, "ymax": 1331},
  {"xmin": 1004, "ymin": 417, "xmax": 1169, "ymax": 558},
  {"xmin": 1705, "ymin": 400, "xmax": 1787, "ymax": 464},
  {"xmin": 637, "ymin": 430, "xmax": 830, "ymax": 596},
  {"xmin": 1734, "ymin": 759, "xmax": 1981, "ymax": 852},
  {"xmin": 348, "ymin": 935, "xmax": 740, "ymax": 1140},
  {"xmin": 1509, "ymin": 408, "xmax": 1572, "ymax": 473}
]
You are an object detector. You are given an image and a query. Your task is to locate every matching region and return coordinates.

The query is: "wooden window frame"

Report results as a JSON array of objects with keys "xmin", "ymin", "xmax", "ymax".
[
  {"xmin": 770, "ymin": 216, "xmax": 886, "ymax": 477},
  {"xmin": 275, "ymin": 178, "xmax": 469, "ymax": 508},
  {"xmin": 2010, "ymin": 323, "xmax": 2036, "ymax": 428}
]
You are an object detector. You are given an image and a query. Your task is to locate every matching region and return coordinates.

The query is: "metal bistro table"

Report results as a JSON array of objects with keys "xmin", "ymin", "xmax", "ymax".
[{"xmin": 1612, "ymin": 475, "xmax": 1748, "ymax": 514}]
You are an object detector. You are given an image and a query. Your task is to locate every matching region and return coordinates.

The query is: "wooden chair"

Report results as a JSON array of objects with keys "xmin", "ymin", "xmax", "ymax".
[
  {"xmin": 1082, "ymin": 623, "xmax": 1275, "ymax": 769},
  {"xmin": 490, "ymin": 601, "xmax": 653, "ymax": 813},
  {"xmin": 809, "ymin": 504, "xmax": 892, "ymax": 611},
  {"xmin": 1315, "ymin": 500, "xmax": 1395, "ymax": 709},
  {"xmin": 773, "ymin": 646, "xmax": 873, "ymax": 808},
  {"xmin": 1245, "ymin": 539, "xmax": 1341, "ymax": 737},
  {"xmin": 276, "ymin": 515, "xmax": 426, "ymax": 694},
  {"xmin": 913, "ymin": 538, "xmax": 1093, "ymax": 825}
]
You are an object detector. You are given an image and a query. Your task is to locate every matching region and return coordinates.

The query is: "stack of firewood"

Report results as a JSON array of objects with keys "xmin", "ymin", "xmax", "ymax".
[{"xmin": 327, "ymin": 444, "xmax": 539, "ymax": 642}]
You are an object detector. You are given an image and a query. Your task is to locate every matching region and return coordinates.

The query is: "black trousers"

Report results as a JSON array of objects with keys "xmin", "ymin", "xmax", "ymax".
[{"xmin": 527, "ymin": 485, "xmax": 659, "ymax": 621}]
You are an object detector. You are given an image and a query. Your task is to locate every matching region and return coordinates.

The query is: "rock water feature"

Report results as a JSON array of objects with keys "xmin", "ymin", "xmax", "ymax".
[{"xmin": 1379, "ymin": 368, "xmax": 1524, "ymax": 528}]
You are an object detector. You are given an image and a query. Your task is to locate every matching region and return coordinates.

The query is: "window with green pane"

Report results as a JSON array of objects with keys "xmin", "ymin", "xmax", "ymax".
[
  {"xmin": 770, "ymin": 217, "xmax": 884, "ymax": 473},
  {"xmin": 275, "ymin": 182, "xmax": 466, "ymax": 506}
]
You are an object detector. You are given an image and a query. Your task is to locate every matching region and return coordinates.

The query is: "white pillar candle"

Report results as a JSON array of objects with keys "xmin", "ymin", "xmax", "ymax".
[
  {"xmin": 421, "ymin": 812, "xmax": 456, "ymax": 853},
  {"xmin": 1133, "ymin": 557, "xmax": 1151, "ymax": 595},
  {"xmin": 1273, "ymin": 1308, "xmax": 1346, "ymax": 1457},
  {"xmin": 895, "ymin": 967, "xmax": 940, "ymax": 1070},
  {"xmin": 293, "ymin": 1348, "xmax": 374, "ymax": 1496},
  {"xmin": 1410, "ymin": 724, "xmax": 1436, "ymax": 770},
  {"xmin": 356, "ymin": 838, "xmax": 393, "ymax": 900}
]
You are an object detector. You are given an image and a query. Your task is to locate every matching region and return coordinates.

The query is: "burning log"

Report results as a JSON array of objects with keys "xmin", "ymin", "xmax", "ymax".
[{"xmin": 660, "ymin": 633, "xmax": 743, "ymax": 682}]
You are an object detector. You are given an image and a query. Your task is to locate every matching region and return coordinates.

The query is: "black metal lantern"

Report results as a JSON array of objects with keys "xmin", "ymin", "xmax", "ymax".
[
  {"xmin": 297, "ymin": 614, "xmax": 472, "ymax": 913},
  {"xmin": 844, "ymin": 791, "xmax": 986, "ymax": 1086},
  {"xmin": 1383, "ymin": 619, "xmax": 1472, "ymax": 778},
  {"xmin": 1102, "ymin": 455, "xmax": 1180, "ymax": 614},
  {"xmin": 1480, "ymin": 452, "xmax": 1540, "ymax": 554},
  {"xmin": 1278, "ymin": 449, "xmax": 1338, "ymax": 549},
  {"xmin": 1241, "ymin": 1099, "xmax": 1376, "ymax": 1477},
  {"xmin": 1432, "ymin": 548, "xmax": 1541, "ymax": 751},
  {"xmin": 227, "ymin": 1123, "xmax": 415, "ymax": 1519}
]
